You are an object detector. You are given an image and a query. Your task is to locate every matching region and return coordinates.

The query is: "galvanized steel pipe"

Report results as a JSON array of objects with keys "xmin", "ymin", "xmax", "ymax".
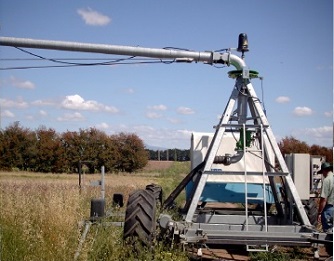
[{"xmin": 0, "ymin": 36, "xmax": 246, "ymax": 69}]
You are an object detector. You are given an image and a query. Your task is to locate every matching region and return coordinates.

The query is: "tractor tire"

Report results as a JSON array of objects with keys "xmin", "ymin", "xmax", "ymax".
[
  {"xmin": 304, "ymin": 198, "xmax": 318, "ymax": 226},
  {"xmin": 145, "ymin": 183, "xmax": 163, "ymax": 206},
  {"xmin": 123, "ymin": 189, "xmax": 157, "ymax": 244},
  {"xmin": 294, "ymin": 199, "xmax": 318, "ymax": 226}
]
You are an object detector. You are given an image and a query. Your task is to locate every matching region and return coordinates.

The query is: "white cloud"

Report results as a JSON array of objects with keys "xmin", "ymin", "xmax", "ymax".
[
  {"xmin": 176, "ymin": 129, "xmax": 193, "ymax": 137},
  {"xmin": 107, "ymin": 124, "xmax": 192, "ymax": 149},
  {"xmin": 25, "ymin": 115, "xmax": 34, "ymax": 121},
  {"xmin": 146, "ymin": 111, "xmax": 162, "ymax": 119},
  {"xmin": 304, "ymin": 126, "xmax": 332, "ymax": 138},
  {"xmin": 57, "ymin": 112, "xmax": 85, "ymax": 122},
  {"xmin": 168, "ymin": 118, "xmax": 182, "ymax": 124},
  {"xmin": 304, "ymin": 126, "xmax": 333, "ymax": 147},
  {"xmin": 10, "ymin": 76, "xmax": 35, "ymax": 89},
  {"xmin": 1, "ymin": 109, "xmax": 15, "ymax": 118},
  {"xmin": 148, "ymin": 104, "xmax": 167, "ymax": 111},
  {"xmin": 77, "ymin": 7, "xmax": 111, "ymax": 26},
  {"xmin": 177, "ymin": 106, "xmax": 194, "ymax": 115},
  {"xmin": 293, "ymin": 125, "xmax": 333, "ymax": 146},
  {"xmin": 61, "ymin": 94, "xmax": 119, "ymax": 113},
  {"xmin": 31, "ymin": 99, "xmax": 55, "ymax": 106},
  {"xmin": 104, "ymin": 105, "xmax": 119, "ymax": 113},
  {"xmin": 132, "ymin": 125, "xmax": 155, "ymax": 133},
  {"xmin": 132, "ymin": 125, "xmax": 192, "ymax": 148},
  {"xmin": 39, "ymin": 110, "xmax": 47, "ymax": 116},
  {"xmin": 146, "ymin": 105, "xmax": 167, "ymax": 119},
  {"xmin": 324, "ymin": 111, "xmax": 333, "ymax": 117},
  {"xmin": 95, "ymin": 122, "xmax": 109, "ymax": 129},
  {"xmin": 275, "ymin": 96, "xmax": 290, "ymax": 103},
  {"xmin": 293, "ymin": 106, "xmax": 313, "ymax": 116},
  {"xmin": 0, "ymin": 98, "xmax": 29, "ymax": 109}
]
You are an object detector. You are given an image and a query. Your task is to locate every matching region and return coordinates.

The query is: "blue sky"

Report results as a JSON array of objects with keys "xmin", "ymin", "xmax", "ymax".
[{"xmin": 0, "ymin": 0, "xmax": 332, "ymax": 149}]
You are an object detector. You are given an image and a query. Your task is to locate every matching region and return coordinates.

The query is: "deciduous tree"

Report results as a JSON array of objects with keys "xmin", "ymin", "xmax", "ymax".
[
  {"xmin": 112, "ymin": 132, "xmax": 148, "ymax": 172},
  {"xmin": 278, "ymin": 136, "xmax": 310, "ymax": 155},
  {"xmin": 35, "ymin": 126, "xmax": 64, "ymax": 173}
]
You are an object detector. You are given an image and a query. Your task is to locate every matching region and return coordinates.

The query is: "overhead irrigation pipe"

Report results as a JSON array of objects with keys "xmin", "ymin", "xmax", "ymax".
[
  {"xmin": 0, "ymin": 36, "xmax": 246, "ymax": 69},
  {"xmin": 0, "ymin": 35, "xmax": 248, "ymax": 167}
]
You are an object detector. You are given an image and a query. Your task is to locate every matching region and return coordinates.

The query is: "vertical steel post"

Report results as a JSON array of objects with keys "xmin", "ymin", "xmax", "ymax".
[
  {"xmin": 78, "ymin": 161, "xmax": 82, "ymax": 190},
  {"xmin": 101, "ymin": 166, "xmax": 105, "ymax": 199}
]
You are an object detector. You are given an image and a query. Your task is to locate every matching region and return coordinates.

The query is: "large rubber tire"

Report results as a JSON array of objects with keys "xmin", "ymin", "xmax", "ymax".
[
  {"xmin": 294, "ymin": 199, "xmax": 318, "ymax": 226},
  {"xmin": 123, "ymin": 189, "xmax": 157, "ymax": 244},
  {"xmin": 145, "ymin": 183, "xmax": 163, "ymax": 206},
  {"xmin": 304, "ymin": 198, "xmax": 318, "ymax": 226}
]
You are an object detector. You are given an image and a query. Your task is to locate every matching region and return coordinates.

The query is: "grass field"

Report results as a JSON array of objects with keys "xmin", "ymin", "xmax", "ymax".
[
  {"xmin": 0, "ymin": 161, "xmax": 331, "ymax": 261},
  {"xmin": 0, "ymin": 161, "xmax": 189, "ymax": 261}
]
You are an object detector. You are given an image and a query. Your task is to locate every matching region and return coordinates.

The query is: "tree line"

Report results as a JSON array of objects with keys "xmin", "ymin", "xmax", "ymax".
[
  {"xmin": 0, "ymin": 122, "xmax": 332, "ymax": 173},
  {"xmin": 147, "ymin": 149, "xmax": 190, "ymax": 162},
  {"xmin": 278, "ymin": 136, "xmax": 332, "ymax": 164},
  {"xmin": 0, "ymin": 122, "xmax": 148, "ymax": 173}
]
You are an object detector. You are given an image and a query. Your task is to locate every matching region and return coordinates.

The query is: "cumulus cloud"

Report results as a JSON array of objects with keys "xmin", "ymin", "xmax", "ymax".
[
  {"xmin": 31, "ymin": 99, "xmax": 55, "ymax": 106},
  {"xmin": 275, "ymin": 96, "xmax": 290, "ymax": 103},
  {"xmin": 57, "ymin": 112, "xmax": 85, "ymax": 122},
  {"xmin": 304, "ymin": 126, "xmax": 333, "ymax": 138},
  {"xmin": 0, "ymin": 97, "xmax": 29, "ymax": 109},
  {"xmin": 132, "ymin": 125, "xmax": 192, "ymax": 148},
  {"xmin": 146, "ymin": 111, "xmax": 162, "ymax": 119},
  {"xmin": 293, "ymin": 125, "xmax": 333, "ymax": 146},
  {"xmin": 39, "ymin": 110, "xmax": 47, "ymax": 116},
  {"xmin": 10, "ymin": 76, "xmax": 35, "ymax": 89},
  {"xmin": 176, "ymin": 129, "xmax": 193, "ymax": 136},
  {"xmin": 130, "ymin": 125, "xmax": 155, "ymax": 134},
  {"xmin": 61, "ymin": 94, "xmax": 119, "ymax": 113},
  {"xmin": 104, "ymin": 105, "xmax": 119, "ymax": 113},
  {"xmin": 148, "ymin": 104, "xmax": 167, "ymax": 111},
  {"xmin": 1, "ymin": 109, "xmax": 15, "ymax": 118},
  {"xmin": 293, "ymin": 106, "xmax": 313, "ymax": 116},
  {"xmin": 77, "ymin": 7, "xmax": 111, "ymax": 26},
  {"xmin": 107, "ymin": 124, "xmax": 192, "ymax": 149},
  {"xmin": 146, "ymin": 104, "xmax": 167, "ymax": 119},
  {"xmin": 177, "ymin": 106, "xmax": 194, "ymax": 115},
  {"xmin": 95, "ymin": 122, "xmax": 109, "ymax": 129},
  {"xmin": 168, "ymin": 118, "xmax": 182, "ymax": 124},
  {"xmin": 324, "ymin": 111, "xmax": 333, "ymax": 117}
]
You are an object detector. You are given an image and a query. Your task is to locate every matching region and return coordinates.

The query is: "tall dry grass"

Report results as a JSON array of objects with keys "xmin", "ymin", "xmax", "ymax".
[
  {"xmin": 0, "ymin": 178, "xmax": 84, "ymax": 261},
  {"xmin": 0, "ymin": 163, "xmax": 190, "ymax": 261},
  {"xmin": 1, "ymin": 163, "xmax": 321, "ymax": 261}
]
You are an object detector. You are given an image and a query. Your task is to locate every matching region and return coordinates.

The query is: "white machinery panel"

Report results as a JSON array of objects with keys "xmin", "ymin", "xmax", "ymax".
[
  {"xmin": 191, "ymin": 132, "xmax": 273, "ymax": 184},
  {"xmin": 285, "ymin": 153, "xmax": 310, "ymax": 200}
]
